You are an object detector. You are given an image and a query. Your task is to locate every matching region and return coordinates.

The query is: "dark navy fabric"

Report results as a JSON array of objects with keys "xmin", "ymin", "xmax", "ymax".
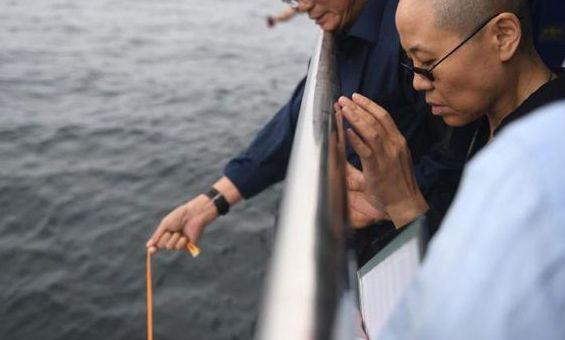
[
  {"xmin": 223, "ymin": 76, "xmax": 306, "ymax": 197},
  {"xmin": 532, "ymin": 0, "xmax": 565, "ymax": 68},
  {"xmin": 224, "ymin": 0, "xmax": 463, "ymax": 204}
]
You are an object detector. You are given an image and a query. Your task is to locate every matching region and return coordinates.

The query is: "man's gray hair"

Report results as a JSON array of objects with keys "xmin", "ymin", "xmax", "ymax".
[{"xmin": 433, "ymin": 0, "xmax": 533, "ymax": 44}]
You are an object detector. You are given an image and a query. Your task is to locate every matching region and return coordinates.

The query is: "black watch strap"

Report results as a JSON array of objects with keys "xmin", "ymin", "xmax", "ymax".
[{"xmin": 205, "ymin": 187, "xmax": 230, "ymax": 215}]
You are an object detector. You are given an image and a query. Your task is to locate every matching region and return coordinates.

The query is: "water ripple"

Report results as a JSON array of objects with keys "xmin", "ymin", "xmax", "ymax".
[{"xmin": 0, "ymin": 0, "xmax": 316, "ymax": 339}]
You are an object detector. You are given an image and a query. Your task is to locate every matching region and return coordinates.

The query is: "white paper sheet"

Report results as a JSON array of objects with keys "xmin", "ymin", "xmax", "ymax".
[{"xmin": 358, "ymin": 236, "xmax": 421, "ymax": 339}]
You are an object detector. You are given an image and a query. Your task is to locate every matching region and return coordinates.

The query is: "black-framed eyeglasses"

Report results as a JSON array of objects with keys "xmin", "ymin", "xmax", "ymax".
[
  {"xmin": 401, "ymin": 13, "xmax": 501, "ymax": 82},
  {"xmin": 282, "ymin": 0, "xmax": 300, "ymax": 8}
]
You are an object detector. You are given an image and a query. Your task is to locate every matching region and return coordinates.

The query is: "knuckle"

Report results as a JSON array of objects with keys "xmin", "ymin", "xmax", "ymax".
[
  {"xmin": 368, "ymin": 129, "xmax": 379, "ymax": 141},
  {"xmin": 348, "ymin": 111, "xmax": 359, "ymax": 122},
  {"xmin": 375, "ymin": 110, "xmax": 386, "ymax": 121},
  {"xmin": 368, "ymin": 101, "xmax": 380, "ymax": 113},
  {"xmin": 361, "ymin": 147, "xmax": 374, "ymax": 158},
  {"xmin": 397, "ymin": 137, "xmax": 408, "ymax": 149}
]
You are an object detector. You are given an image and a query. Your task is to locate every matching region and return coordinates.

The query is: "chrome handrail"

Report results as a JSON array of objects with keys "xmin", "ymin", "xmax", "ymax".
[{"xmin": 255, "ymin": 30, "xmax": 357, "ymax": 340}]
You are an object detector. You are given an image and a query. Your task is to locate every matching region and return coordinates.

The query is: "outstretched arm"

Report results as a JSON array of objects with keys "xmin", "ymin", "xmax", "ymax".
[{"xmin": 147, "ymin": 77, "xmax": 307, "ymax": 252}]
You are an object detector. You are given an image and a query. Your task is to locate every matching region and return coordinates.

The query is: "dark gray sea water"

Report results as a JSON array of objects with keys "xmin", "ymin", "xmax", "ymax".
[{"xmin": 0, "ymin": 1, "xmax": 317, "ymax": 339}]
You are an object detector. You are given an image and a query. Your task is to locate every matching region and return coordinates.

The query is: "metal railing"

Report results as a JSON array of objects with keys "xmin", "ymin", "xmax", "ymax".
[{"xmin": 255, "ymin": 31, "xmax": 357, "ymax": 340}]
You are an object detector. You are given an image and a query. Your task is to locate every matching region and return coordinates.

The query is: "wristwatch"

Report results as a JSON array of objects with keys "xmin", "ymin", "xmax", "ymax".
[{"xmin": 205, "ymin": 187, "xmax": 230, "ymax": 215}]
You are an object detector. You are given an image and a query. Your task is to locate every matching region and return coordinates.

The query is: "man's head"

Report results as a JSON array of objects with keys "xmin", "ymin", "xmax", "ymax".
[
  {"xmin": 291, "ymin": 0, "xmax": 366, "ymax": 32},
  {"xmin": 396, "ymin": 0, "xmax": 540, "ymax": 127}
]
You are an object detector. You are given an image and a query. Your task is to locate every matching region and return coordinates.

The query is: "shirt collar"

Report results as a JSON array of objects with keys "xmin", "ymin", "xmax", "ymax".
[
  {"xmin": 495, "ymin": 73, "xmax": 565, "ymax": 136},
  {"xmin": 341, "ymin": 0, "xmax": 387, "ymax": 44}
]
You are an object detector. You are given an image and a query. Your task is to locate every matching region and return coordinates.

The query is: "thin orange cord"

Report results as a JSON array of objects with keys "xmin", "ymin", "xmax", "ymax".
[
  {"xmin": 146, "ymin": 239, "xmax": 200, "ymax": 340},
  {"xmin": 147, "ymin": 251, "xmax": 153, "ymax": 340}
]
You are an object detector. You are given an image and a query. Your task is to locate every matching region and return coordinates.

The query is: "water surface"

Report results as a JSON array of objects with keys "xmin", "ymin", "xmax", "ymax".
[{"xmin": 0, "ymin": 1, "xmax": 317, "ymax": 339}]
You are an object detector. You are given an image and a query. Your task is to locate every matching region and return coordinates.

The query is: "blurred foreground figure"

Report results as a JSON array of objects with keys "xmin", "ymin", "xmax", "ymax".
[{"xmin": 379, "ymin": 100, "xmax": 565, "ymax": 340}]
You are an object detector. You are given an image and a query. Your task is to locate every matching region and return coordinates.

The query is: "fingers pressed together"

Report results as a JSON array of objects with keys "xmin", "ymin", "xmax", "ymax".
[
  {"xmin": 336, "ymin": 93, "xmax": 428, "ymax": 228},
  {"xmin": 337, "ymin": 93, "xmax": 402, "ymax": 157}
]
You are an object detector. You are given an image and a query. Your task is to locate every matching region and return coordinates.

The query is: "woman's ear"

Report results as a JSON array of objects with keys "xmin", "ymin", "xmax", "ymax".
[{"xmin": 491, "ymin": 13, "xmax": 522, "ymax": 62}]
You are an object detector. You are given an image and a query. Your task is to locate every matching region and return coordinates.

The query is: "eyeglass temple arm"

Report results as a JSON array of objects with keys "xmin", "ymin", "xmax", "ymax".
[{"xmin": 429, "ymin": 13, "xmax": 501, "ymax": 72}]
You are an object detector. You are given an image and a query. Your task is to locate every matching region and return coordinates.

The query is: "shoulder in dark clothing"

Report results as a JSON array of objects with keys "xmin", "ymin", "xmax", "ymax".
[{"xmin": 496, "ymin": 72, "xmax": 565, "ymax": 135}]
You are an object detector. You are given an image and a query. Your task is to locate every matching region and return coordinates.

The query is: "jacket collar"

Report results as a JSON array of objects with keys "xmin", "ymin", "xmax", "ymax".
[{"xmin": 340, "ymin": 0, "xmax": 388, "ymax": 44}]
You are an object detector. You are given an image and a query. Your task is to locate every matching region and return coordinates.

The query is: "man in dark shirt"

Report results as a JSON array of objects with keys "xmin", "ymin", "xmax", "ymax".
[{"xmin": 146, "ymin": 0, "xmax": 468, "ymax": 264}]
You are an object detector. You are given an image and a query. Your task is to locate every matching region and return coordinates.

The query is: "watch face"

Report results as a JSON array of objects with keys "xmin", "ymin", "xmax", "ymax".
[
  {"xmin": 215, "ymin": 194, "xmax": 230, "ymax": 215},
  {"xmin": 206, "ymin": 188, "xmax": 230, "ymax": 215}
]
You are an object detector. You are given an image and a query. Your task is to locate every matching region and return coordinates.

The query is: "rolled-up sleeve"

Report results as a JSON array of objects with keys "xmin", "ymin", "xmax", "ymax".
[{"xmin": 224, "ymin": 77, "xmax": 306, "ymax": 199}]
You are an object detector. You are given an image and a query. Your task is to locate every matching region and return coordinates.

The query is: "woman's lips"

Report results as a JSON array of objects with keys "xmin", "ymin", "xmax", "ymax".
[
  {"xmin": 428, "ymin": 103, "xmax": 448, "ymax": 115},
  {"xmin": 315, "ymin": 13, "xmax": 328, "ymax": 25}
]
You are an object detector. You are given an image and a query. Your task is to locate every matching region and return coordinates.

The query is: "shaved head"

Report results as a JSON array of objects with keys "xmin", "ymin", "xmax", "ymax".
[{"xmin": 431, "ymin": 0, "xmax": 534, "ymax": 45}]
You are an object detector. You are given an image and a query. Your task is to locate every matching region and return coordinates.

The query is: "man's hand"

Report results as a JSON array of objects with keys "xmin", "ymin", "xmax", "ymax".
[
  {"xmin": 146, "ymin": 194, "xmax": 217, "ymax": 255},
  {"xmin": 146, "ymin": 176, "xmax": 242, "ymax": 254}
]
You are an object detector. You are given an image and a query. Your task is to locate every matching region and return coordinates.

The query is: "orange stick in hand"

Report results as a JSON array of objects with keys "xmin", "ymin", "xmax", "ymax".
[{"xmin": 147, "ymin": 236, "xmax": 200, "ymax": 340}]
